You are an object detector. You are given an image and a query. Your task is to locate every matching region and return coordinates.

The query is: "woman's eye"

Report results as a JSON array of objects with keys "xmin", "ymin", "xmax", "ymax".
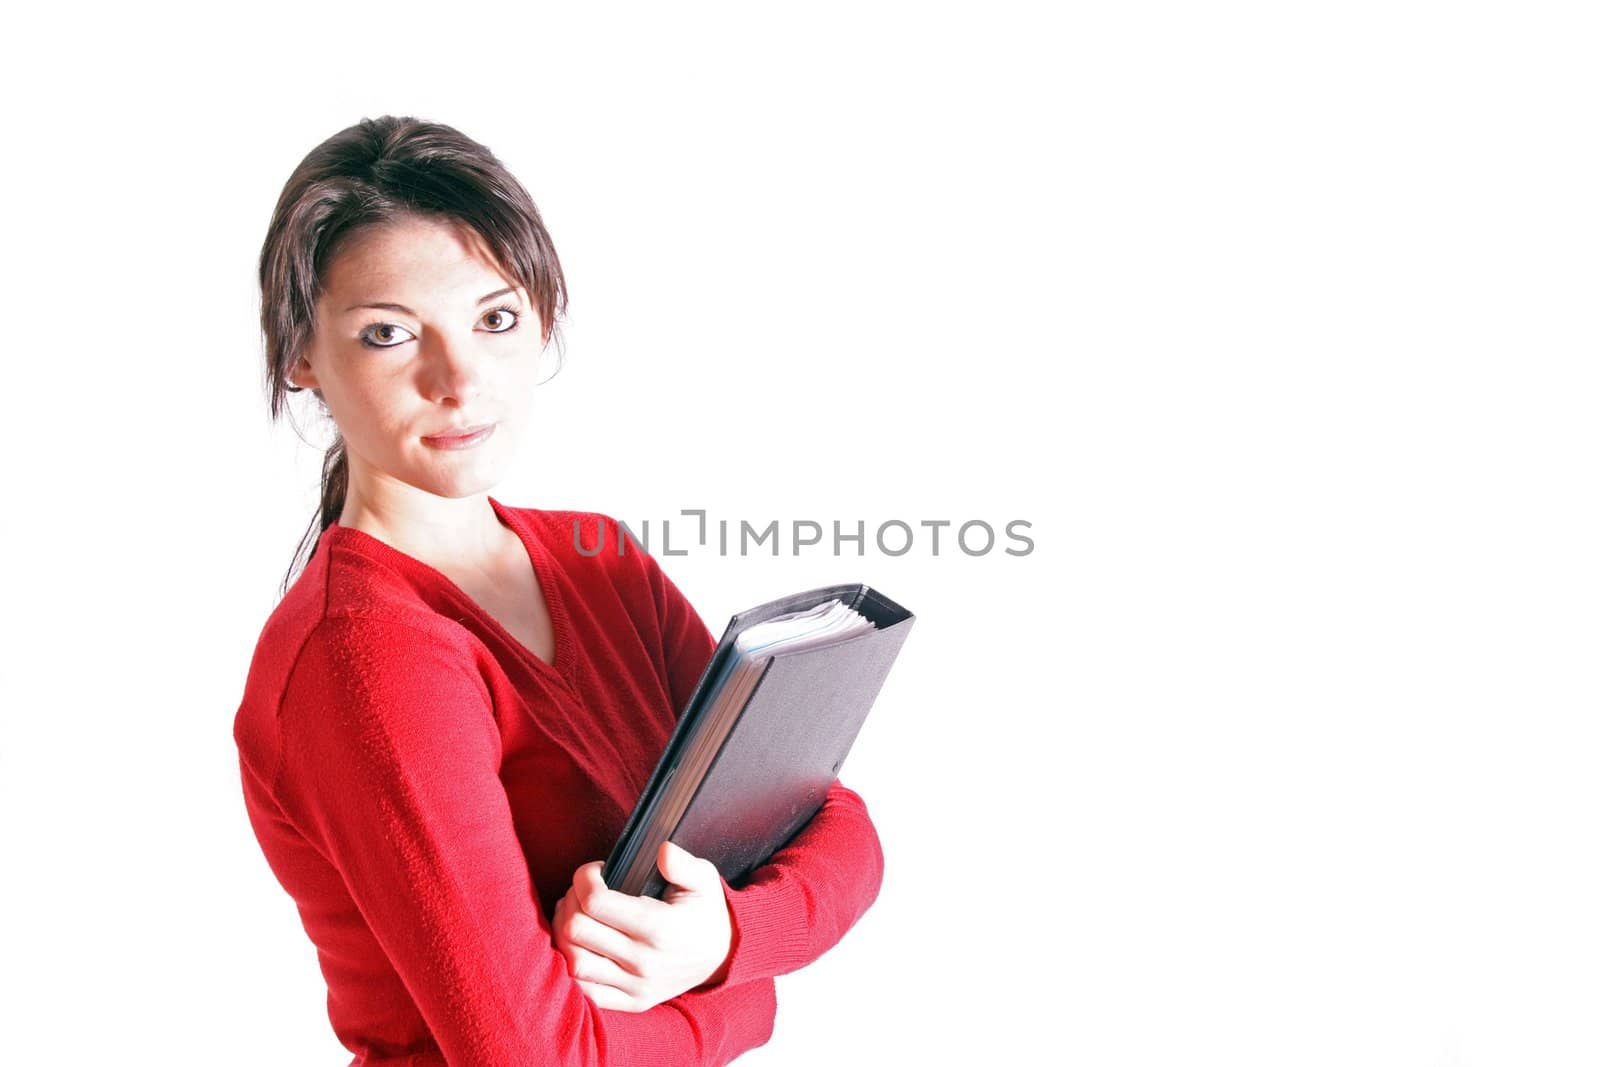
[
  {"xmin": 482, "ymin": 306, "xmax": 520, "ymax": 333},
  {"xmin": 360, "ymin": 322, "xmax": 416, "ymax": 348},
  {"xmin": 357, "ymin": 306, "xmax": 518, "ymax": 348}
]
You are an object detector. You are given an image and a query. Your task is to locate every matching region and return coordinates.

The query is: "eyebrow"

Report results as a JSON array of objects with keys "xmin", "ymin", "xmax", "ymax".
[{"xmin": 344, "ymin": 286, "xmax": 518, "ymax": 315}]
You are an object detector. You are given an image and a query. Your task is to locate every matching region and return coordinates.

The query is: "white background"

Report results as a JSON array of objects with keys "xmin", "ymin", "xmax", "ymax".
[{"xmin": 2, "ymin": 2, "xmax": 1595, "ymax": 1064}]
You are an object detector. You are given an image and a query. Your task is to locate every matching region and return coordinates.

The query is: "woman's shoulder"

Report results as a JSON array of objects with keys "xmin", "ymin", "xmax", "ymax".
[
  {"xmin": 257, "ymin": 528, "xmax": 475, "ymax": 656},
  {"xmin": 233, "ymin": 534, "xmax": 483, "ymax": 767}
]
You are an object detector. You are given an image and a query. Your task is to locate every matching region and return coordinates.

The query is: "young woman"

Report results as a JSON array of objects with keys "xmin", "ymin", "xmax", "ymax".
[{"xmin": 232, "ymin": 115, "xmax": 885, "ymax": 1066}]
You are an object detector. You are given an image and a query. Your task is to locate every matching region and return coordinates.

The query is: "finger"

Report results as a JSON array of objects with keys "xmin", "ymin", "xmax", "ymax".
[
  {"xmin": 550, "ymin": 892, "xmax": 573, "ymax": 948},
  {"xmin": 553, "ymin": 885, "xmax": 621, "ymax": 965},
  {"xmin": 654, "ymin": 842, "xmax": 726, "ymax": 915},
  {"xmin": 566, "ymin": 943, "xmax": 641, "ymax": 994},
  {"xmin": 575, "ymin": 860, "xmax": 670, "ymax": 939},
  {"xmin": 576, "ymin": 977, "xmax": 635, "ymax": 1012},
  {"xmin": 657, "ymin": 840, "xmax": 718, "ymax": 892},
  {"xmin": 560, "ymin": 906, "xmax": 644, "ymax": 975},
  {"xmin": 575, "ymin": 859, "xmax": 606, "ymax": 888}
]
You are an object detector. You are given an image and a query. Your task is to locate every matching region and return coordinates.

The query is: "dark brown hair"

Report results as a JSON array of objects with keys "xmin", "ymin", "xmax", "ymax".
[{"xmin": 258, "ymin": 115, "xmax": 568, "ymax": 597}]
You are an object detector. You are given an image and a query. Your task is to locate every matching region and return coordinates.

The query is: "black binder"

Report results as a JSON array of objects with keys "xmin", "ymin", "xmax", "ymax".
[{"xmin": 602, "ymin": 583, "xmax": 915, "ymax": 899}]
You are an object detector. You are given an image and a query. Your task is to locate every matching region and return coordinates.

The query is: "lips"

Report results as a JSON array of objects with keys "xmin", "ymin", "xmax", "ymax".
[{"xmin": 421, "ymin": 423, "xmax": 496, "ymax": 449}]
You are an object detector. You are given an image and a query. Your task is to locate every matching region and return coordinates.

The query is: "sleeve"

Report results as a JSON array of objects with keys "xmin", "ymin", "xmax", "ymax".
[
  {"xmin": 270, "ymin": 614, "xmax": 776, "ymax": 1067},
  {"xmin": 703, "ymin": 779, "xmax": 886, "ymax": 989},
  {"xmin": 641, "ymin": 558, "xmax": 888, "ymax": 991}
]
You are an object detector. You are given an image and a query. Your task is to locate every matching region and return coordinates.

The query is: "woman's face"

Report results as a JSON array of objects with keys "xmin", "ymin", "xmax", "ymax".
[{"xmin": 294, "ymin": 214, "xmax": 543, "ymax": 508}]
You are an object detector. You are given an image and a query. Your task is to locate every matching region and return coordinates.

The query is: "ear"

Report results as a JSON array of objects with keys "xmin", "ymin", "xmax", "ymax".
[{"xmin": 288, "ymin": 355, "xmax": 320, "ymax": 391}]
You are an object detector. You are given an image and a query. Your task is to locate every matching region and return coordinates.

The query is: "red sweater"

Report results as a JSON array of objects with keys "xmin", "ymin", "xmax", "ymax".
[{"xmin": 233, "ymin": 499, "xmax": 885, "ymax": 1066}]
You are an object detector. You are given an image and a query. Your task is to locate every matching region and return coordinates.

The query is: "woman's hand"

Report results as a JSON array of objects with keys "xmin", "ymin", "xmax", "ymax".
[{"xmin": 552, "ymin": 841, "xmax": 735, "ymax": 1013}]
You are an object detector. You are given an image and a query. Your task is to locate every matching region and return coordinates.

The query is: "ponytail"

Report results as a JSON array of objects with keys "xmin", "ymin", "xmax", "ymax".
[
  {"xmin": 279, "ymin": 436, "xmax": 349, "ymax": 599},
  {"xmin": 316, "ymin": 438, "xmax": 350, "ymax": 541}
]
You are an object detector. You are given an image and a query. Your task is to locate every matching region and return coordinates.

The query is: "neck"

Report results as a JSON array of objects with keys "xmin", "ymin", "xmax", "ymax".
[{"xmin": 337, "ymin": 462, "xmax": 507, "ymax": 570}]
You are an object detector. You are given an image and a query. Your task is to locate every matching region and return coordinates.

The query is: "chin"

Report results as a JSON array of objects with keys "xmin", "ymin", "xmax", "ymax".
[
  {"xmin": 404, "ymin": 437, "xmax": 514, "ymax": 498},
  {"xmin": 436, "ymin": 468, "xmax": 506, "ymax": 498},
  {"xmin": 396, "ymin": 459, "xmax": 506, "ymax": 500}
]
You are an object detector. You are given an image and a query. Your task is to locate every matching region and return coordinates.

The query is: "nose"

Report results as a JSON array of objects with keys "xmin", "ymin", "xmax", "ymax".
[{"xmin": 419, "ymin": 328, "xmax": 485, "ymax": 405}]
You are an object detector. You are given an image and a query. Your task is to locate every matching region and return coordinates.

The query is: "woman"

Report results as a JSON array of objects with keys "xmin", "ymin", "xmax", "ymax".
[{"xmin": 233, "ymin": 115, "xmax": 885, "ymax": 1067}]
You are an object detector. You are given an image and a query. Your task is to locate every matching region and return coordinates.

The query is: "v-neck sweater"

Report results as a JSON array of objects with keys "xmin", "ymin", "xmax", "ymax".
[{"xmin": 232, "ymin": 499, "xmax": 885, "ymax": 1066}]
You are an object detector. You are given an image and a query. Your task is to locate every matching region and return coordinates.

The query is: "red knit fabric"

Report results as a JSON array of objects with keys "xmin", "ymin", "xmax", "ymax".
[{"xmin": 233, "ymin": 499, "xmax": 885, "ymax": 1066}]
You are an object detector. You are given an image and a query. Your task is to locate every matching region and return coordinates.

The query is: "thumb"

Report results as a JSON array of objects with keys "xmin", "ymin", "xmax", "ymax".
[{"xmin": 658, "ymin": 840, "xmax": 717, "ymax": 892}]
